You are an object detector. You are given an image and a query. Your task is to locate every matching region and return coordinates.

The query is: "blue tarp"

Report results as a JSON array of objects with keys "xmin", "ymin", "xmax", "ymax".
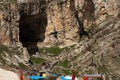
[
  {"xmin": 28, "ymin": 76, "xmax": 45, "ymax": 80},
  {"xmin": 60, "ymin": 76, "xmax": 72, "ymax": 80}
]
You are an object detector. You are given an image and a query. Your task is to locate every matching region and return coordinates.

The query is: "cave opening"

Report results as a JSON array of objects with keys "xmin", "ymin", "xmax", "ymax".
[{"xmin": 19, "ymin": 1, "xmax": 47, "ymax": 56}]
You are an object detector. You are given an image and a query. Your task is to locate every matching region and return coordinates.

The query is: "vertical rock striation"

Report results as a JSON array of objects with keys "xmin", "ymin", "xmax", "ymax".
[
  {"xmin": 0, "ymin": 1, "xmax": 19, "ymax": 47},
  {"xmin": 0, "ymin": 0, "xmax": 120, "ymax": 49}
]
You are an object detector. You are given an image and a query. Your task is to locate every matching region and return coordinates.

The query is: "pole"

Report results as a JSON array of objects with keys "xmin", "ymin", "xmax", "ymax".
[
  {"xmin": 19, "ymin": 69, "xmax": 23, "ymax": 80},
  {"xmin": 72, "ymin": 70, "xmax": 76, "ymax": 80},
  {"xmin": 83, "ymin": 76, "xmax": 88, "ymax": 80}
]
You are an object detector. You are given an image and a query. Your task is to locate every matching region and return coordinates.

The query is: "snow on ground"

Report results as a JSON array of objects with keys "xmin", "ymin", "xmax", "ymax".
[{"xmin": 0, "ymin": 68, "xmax": 19, "ymax": 80}]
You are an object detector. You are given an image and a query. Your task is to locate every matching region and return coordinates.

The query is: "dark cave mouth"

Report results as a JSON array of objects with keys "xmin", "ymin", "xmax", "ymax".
[
  {"xmin": 18, "ymin": 1, "xmax": 47, "ymax": 55},
  {"xmin": 19, "ymin": 21, "xmax": 40, "ymax": 55},
  {"xmin": 19, "ymin": 14, "xmax": 47, "ymax": 55}
]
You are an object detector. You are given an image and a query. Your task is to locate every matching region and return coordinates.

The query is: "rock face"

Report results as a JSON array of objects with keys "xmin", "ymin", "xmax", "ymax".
[
  {"xmin": 45, "ymin": 0, "xmax": 120, "ymax": 46},
  {"xmin": 0, "ymin": 0, "xmax": 120, "ymax": 48},
  {"xmin": 0, "ymin": 1, "xmax": 19, "ymax": 46},
  {"xmin": 0, "ymin": 0, "xmax": 120, "ymax": 79},
  {"xmin": 45, "ymin": 17, "xmax": 120, "ymax": 79}
]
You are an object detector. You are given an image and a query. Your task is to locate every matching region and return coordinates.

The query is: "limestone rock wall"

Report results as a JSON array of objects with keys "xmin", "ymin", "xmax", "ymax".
[
  {"xmin": 43, "ymin": 0, "xmax": 79, "ymax": 47},
  {"xmin": 0, "ymin": 0, "xmax": 120, "ymax": 48},
  {"xmin": 0, "ymin": 1, "xmax": 20, "ymax": 47},
  {"xmin": 40, "ymin": 0, "xmax": 120, "ymax": 47},
  {"xmin": 74, "ymin": 0, "xmax": 120, "ymax": 26}
]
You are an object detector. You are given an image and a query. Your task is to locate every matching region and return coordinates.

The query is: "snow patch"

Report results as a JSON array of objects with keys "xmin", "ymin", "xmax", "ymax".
[{"xmin": 0, "ymin": 68, "xmax": 19, "ymax": 80}]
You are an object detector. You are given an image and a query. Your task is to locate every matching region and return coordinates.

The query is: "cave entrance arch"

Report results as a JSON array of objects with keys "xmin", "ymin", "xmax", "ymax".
[{"xmin": 19, "ymin": 1, "xmax": 47, "ymax": 56}]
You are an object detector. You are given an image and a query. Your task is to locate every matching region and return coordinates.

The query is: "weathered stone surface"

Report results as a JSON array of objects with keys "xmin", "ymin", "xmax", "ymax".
[
  {"xmin": 0, "ymin": 0, "xmax": 120, "ymax": 48},
  {"xmin": 49, "ymin": 17, "xmax": 120, "ymax": 79},
  {"xmin": 0, "ymin": 0, "xmax": 120, "ymax": 79}
]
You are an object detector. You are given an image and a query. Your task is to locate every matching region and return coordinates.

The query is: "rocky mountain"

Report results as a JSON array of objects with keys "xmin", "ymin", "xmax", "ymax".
[{"xmin": 0, "ymin": 0, "xmax": 120, "ymax": 80}]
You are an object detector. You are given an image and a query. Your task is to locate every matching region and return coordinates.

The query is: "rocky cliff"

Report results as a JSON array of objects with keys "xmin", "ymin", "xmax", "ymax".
[
  {"xmin": 0, "ymin": 0, "xmax": 120, "ymax": 79},
  {"xmin": 0, "ymin": 0, "xmax": 119, "ymax": 48},
  {"xmin": 50, "ymin": 17, "xmax": 120, "ymax": 79}
]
